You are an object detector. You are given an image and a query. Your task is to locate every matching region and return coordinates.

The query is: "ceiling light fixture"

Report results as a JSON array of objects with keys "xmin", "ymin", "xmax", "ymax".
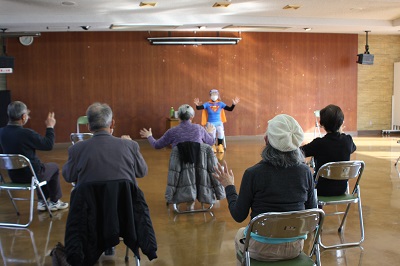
[
  {"xmin": 109, "ymin": 24, "xmax": 180, "ymax": 30},
  {"xmin": 213, "ymin": 2, "xmax": 231, "ymax": 7},
  {"xmin": 147, "ymin": 37, "xmax": 241, "ymax": 45},
  {"xmin": 139, "ymin": 2, "xmax": 157, "ymax": 7},
  {"xmin": 0, "ymin": 32, "xmax": 41, "ymax": 38},
  {"xmin": 303, "ymin": 28, "xmax": 311, "ymax": 31},
  {"xmin": 61, "ymin": 1, "xmax": 76, "ymax": 6},
  {"xmin": 223, "ymin": 25, "xmax": 291, "ymax": 31},
  {"xmin": 46, "ymin": 26, "xmax": 70, "ymax": 30},
  {"xmin": 283, "ymin": 5, "xmax": 301, "ymax": 10}
]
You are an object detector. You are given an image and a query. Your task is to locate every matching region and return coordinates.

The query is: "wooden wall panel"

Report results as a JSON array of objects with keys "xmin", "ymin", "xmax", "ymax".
[{"xmin": 4, "ymin": 32, "xmax": 357, "ymax": 142}]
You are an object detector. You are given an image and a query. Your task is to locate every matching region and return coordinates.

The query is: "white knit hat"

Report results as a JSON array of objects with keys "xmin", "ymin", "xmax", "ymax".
[{"xmin": 267, "ymin": 114, "xmax": 304, "ymax": 152}]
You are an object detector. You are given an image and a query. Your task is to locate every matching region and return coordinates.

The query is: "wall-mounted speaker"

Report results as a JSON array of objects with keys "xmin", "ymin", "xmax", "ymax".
[
  {"xmin": 0, "ymin": 56, "xmax": 14, "ymax": 73},
  {"xmin": 0, "ymin": 90, "xmax": 11, "ymax": 127},
  {"xmin": 357, "ymin": 53, "xmax": 374, "ymax": 65}
]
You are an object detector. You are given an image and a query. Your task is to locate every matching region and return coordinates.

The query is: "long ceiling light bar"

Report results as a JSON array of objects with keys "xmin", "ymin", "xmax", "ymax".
[
  {"xmin": 0, "ymin": 32, "xmax": 41, "ymax": 38},
  {"xmin": 147, "ymin": 37, "xmax": 241, "ymax": 45}
]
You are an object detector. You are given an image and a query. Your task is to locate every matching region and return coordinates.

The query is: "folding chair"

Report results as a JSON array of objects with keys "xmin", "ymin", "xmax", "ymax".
[
  {"xmin": 0, "ymin": 154, "xmax": 52, "ymax": 228},
  {"xmin": 394, "ymin": 140, "xmax": 400, "ymax": 170},
  {"xmin": 315, "ymin": 160, "xmax": 365, "ymax": 249},
  {"xmin": 65, "ymin": 180, "xmax": 153, "ymax": 265},
  {"xmin": 236, "ymin": 208, "xmax": 325, "ymax": 266},
  {"xmin": 70, "ymin": 132, "xmax": 93, "ymax": 144},
  {"xmin": 165, "ymin": 142, "xmax": 225, "ymax": 214},
  {"xmin": 76, "ymin": 116, "xmax": 89, "ymax": 133}
]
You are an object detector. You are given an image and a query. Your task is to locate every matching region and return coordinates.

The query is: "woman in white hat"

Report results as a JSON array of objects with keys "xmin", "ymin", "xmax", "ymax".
[{"xmin": 213, "ymin": 114, "xmax": 317, "ymax": 263}]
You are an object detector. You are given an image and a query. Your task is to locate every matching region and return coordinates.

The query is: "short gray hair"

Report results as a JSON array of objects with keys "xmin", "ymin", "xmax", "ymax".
[
  {"xmin": 261, "ymin": 143, "xmax": 305, "ymax": 168},
  {"xmin": 178, "ymin": 104, "xmax": 195, "ymax": 121},
  {"xmin": 86, "ymin": 102, "xmax": 113, "ymax": 131},
  {"xmin": 7, "ymin": 101, "xmax": 27, "ymax": 121}
]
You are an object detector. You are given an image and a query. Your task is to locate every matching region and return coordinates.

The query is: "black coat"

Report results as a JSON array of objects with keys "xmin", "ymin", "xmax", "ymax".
[{"xmin": 65, "ymin": 179, "xmax": 157, "ymax": 266}]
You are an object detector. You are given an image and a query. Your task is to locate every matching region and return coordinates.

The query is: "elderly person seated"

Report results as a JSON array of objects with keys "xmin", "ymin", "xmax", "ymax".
[
  {"xmin": 213, "ymin": 114, "xmax": 317, "ymax": 264},
  {"xmin": 301, "ymin": 104, "xmax": 356, "ymax": 196},
  {"xmin": 140, "ymin": 104, "xmax": 215, "ymax": 149}
]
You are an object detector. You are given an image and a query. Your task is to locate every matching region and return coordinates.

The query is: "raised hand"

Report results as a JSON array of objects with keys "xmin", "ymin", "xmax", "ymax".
[
  {"xmin": 212, "ymin": 160, "xmax": 234, "ymax": 187},
  {"xmin": 139, "ymin": 128, "xmax": 152, "ymax": 138},
  {"xmin": 45, "ymin": 112, "xmax": 56, "ymax": 128},
  {"xmin": 194, "ymin": 98, "xmax": 201, "ymax": 106},
  {"xmin": 232, "ymin": 97, "xmax": 240, "ymax": 105}
]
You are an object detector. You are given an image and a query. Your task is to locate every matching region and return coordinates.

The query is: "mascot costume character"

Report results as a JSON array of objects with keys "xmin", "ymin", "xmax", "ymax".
[{"xmin": 194, "ymin": 89, "xmax": 240, "ymax": 153}]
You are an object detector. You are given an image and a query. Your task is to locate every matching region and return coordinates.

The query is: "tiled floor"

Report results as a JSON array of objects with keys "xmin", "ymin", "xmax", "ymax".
[{"xmin": 0, "ymin": 135, "xmax": 400, "ymax": 265}]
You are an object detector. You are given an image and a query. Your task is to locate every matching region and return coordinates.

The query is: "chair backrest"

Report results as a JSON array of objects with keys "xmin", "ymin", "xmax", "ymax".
[
  {"xmin": 70, "ymin": 133, "xmax": 93, "ymax": 145},
  {"xmin": 243, "ymin": 208, "xmax": 325, "ymax": 263},
  {"xmin": 76, "ymin": 116, "xmax": 89, "ymax": 133},
  {"xmin": 0, "ymin": 154, "xmax": 33, "ymax": 171},
  {"xmin": 246, "ymin": 209, "xmax": 324, "ymax": 240},
  {"xmin": 315, "ymin": 161, "xmax": 365, "ymax": 190}
]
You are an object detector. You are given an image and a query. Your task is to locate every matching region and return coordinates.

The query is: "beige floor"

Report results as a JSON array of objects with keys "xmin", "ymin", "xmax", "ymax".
[{"xmin": 0, "ymin": 135, "xmax": 400, "ymax": 266}]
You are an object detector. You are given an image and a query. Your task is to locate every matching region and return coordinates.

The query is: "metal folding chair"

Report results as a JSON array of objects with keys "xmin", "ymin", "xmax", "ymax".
[
  {"xmin": 70, "ymin": 132, "xmax": 93, "ymax": 144},
  {"xmin": 236, "ymin": 209, "xmax": 325, "ymax": 266},
  {"xmin": 166, "ymin": 142, "xmax": 224, "ymax": 214},
  {"xmin": 76, "ymin": 116, "xmax": 89, "ymax": 133},
  {"xmin": 0, "ymin": 154, "xmax": 52, "ymax": 228},
  {"xmin": 315, "ymin": 160, "xmax": 365, "ymax": 249}
]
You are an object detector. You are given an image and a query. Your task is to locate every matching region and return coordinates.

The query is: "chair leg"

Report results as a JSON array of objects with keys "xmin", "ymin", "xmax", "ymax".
[
  {"xmin": 1, "ymin": 174, "xmax": 20, "ymax": 215},
  {"xmin": 320, "ymin": 201, "xmax": 364, "ymax": 249},
  {"xmin": 338, "ymin": 203, "xmax": 352, "ymax": 232},
  {"xmin": 124, "ymin": 246, "xmax": 140, "ymax": 266},
  {"xmin": 6, "ymin": 190, "xmax": 20, "ymax": 216},
  {"xmin": 124, "ymin": 246, "xmax": 128, "ymax": 261},
  {"xmin": 172, "ymin": 203, "xmax": 213, "ymax": 214},
  {"xmin": 395, "ymin": 156, "xmax": 400, "ymax": 166},
  {"xmin": 314, "ymin": 242, "xmax": 321, "ymax": 266},
  {"xmin": 223, "ymin": 135, "xmax": 227, "ymax": 149},
  {"xmin": 35, "ymin": 182, "xmax": 53, "ymax": 219}
]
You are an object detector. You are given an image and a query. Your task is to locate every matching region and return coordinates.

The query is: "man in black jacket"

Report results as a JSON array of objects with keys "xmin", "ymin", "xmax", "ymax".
[{"xmin": 0, "ymin": 101, "xmax": 68, "ymax": 211}]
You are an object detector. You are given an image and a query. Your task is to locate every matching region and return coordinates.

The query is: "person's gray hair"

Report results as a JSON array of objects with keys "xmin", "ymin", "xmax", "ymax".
[
  {"xmin": 178, "ymin": 104, "xmax": 195, "ymax": 121},
  {"xmin": 86, "ymin": 102, "xmax": 113, "ymax": 131},
  {"xmin": 261, "ymin": 143, "xmax": 305, "ymax": 168},
  {"xmin": 7, "ymin": 101, "xmax": 27, "ymax": 121}
]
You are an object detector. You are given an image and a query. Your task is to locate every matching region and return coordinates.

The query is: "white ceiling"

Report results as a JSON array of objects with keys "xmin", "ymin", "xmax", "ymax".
[{"xmin": 1, "ymin": 0, "xmax": 400, "ymax": 35}]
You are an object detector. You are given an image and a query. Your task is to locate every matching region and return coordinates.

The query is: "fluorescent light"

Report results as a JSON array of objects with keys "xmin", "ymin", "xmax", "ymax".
[
  {"xmin": 109, "ymin": 24, "xmax": 179, "ymax": 30},
  {"xmin": 147, "ymin": 37, "xmax": 241, "ymax": 45},
  {"xmin": 0, "ymin": 32, "xmax": 41, "ymax": 37}
]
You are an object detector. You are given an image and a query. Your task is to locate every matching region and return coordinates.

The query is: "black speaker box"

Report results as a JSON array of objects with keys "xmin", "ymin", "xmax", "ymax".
[
  {"xmin": 357, "ymin": 53, "xmax": 374, "ymax": 65},
  {"xmin": 0, "ymin": 90, "xmax": 11, "ymax": 127},
  {"xmin": 0, "ymin": 56, "xmax": 14, "ymax": 68}
]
